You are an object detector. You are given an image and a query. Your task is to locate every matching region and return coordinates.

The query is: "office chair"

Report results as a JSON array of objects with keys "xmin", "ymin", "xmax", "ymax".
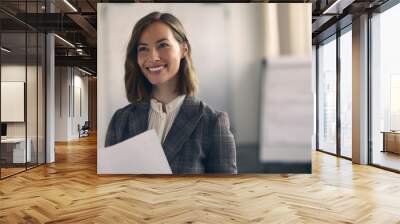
[{"xmin": 79, "ymin": 121, "xmax": 90, "ymax": 138}]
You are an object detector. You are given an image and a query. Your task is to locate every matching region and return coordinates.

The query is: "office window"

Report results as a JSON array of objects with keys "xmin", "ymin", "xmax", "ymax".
[
  {"xmin": 340, "ymin": 27, "xmax": 352, "ymax": 158},
  {"xmin": 371, "ymin": 3, "xmax": 400, "ymax": 171},
  {"xmin": 312, "ymin": 45, "xmax": 317, "ymax": 150},
  {"xmin": 318, "ymin": 36, "xmax": 337, "ymax": 154}
]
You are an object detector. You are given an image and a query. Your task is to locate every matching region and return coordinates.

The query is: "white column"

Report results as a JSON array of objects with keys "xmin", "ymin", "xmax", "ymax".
[
  {"xmin": 46, "ymin": 33, "xmax": 55, "ymax": 163},
  {"xmin": 352, "ymin": 14, "xmax": 369, "ymax": 164},
  {"xmin": 45, "ymin": 1, "xmax": 55, "ymax": 163}
]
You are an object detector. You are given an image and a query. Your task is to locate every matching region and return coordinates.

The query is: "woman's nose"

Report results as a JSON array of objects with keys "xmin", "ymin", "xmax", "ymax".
[{"xmin": 149, "ymin": 48, "xmax": 160, "ymax": 61}]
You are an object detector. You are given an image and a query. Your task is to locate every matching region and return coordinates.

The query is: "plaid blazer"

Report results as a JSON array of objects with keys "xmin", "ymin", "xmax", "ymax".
[{"xmin": 105, "ymin": 96, "xmax": 237, "ymax": 174}]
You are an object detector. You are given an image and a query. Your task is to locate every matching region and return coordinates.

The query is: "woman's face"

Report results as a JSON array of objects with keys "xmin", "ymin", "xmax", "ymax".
[{"xmin": 137, "ymin": 21, "xmax": 186, "ymax": 88}]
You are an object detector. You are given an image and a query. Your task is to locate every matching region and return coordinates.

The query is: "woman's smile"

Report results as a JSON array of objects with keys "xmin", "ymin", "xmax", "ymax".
[{"xmin": 147, "ymin": 64, "xmax": 167, "ymax": 73}]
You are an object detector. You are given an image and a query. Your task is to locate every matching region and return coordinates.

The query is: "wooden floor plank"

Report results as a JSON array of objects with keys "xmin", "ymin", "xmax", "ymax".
[{"xmin": 1, "ymin": 134, "xmax": 400, "ymax": 223}]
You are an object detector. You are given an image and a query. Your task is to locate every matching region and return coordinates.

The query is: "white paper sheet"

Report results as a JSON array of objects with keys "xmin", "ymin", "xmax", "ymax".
[{"xmin": 97, "ymin": 129, "xmax": 172, "ymax": 174}]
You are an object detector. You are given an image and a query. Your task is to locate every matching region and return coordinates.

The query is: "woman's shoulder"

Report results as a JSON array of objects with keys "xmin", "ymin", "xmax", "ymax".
[
  {"xmin": 190, "ymin": 97, "xmax": 228, "ymax": 123},
  {"xmin": 105, "ymin": 102, "xmax": 148, "ymax": 147},
  {"xmin": 201, "ymin": 102, "xmax": 224, "ymax": 118},
  {"xmin": 109, "ymin": 102, "xmax": 149, "ymax": 127},
  {"xmin": 111, "ymin": 103, "xmax": 135, "ymax": 120},
  {"xmin": 112, "ymin": 100, "xmax": 149, "ymax": 116}
]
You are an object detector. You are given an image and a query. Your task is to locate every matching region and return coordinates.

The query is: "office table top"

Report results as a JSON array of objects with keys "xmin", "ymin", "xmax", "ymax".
[
  {"xmin": 1, "ymin": 138, "xmax": 29, "ymax": 143},
  {"xmin": 380, "ymin": 131, "xmax": 400, "ymax": 134}
]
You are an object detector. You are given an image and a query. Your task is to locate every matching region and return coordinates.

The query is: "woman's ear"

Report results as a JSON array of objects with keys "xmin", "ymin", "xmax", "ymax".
[{"xmin": 181, "ymin": 42, "xmax": 188, "ymax": 59}]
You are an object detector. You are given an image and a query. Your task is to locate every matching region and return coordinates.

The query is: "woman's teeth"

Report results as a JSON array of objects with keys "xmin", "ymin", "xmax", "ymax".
[{"xmin": 148, "ymin": 66, "xmax": 164, "ymax": 72}]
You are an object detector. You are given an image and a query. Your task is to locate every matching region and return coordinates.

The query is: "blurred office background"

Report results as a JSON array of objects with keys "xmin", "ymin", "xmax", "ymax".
[{"xmin": 186, "ymin": 4, "xmax": 313, "ymax": 172}]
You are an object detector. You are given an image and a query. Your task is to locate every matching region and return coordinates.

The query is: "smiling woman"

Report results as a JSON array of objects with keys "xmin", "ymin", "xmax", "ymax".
[
  {"xmin": 137, "ymin": 21, "xmax": 187, "ymax": 97},
  {"xmin": 104, "ymin": 12, "xmax": 237, "ymax": 174}
]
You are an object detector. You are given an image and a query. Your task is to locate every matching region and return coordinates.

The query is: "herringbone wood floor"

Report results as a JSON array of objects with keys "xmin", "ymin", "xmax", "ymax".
[{"xmin": 1, "ymin": 134, "xmax": 400, "ymax": 223}]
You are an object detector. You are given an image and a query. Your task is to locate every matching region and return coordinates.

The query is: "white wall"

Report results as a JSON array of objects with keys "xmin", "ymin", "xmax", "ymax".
[
  {"xmin": 1, "ymin": 66, "xmax": 26, "ymax": 127},
  {"xmin": 55, "ymin": 67, "xmax": 69, "ymax": 141},
  {"xmin": 1, "ymin": 65, "xmax": 26, "ymax": 139},
  {"xmin": 1, "ymin": 64, "xmax": 46, "ymax": 163},
  {"xmin": 1, "ymin": 65, "xmax": 36, "ymax": 137},
  {"xmin": 1, "ymin": 65, "xmax": 26, "ymax": 81},
  {"xmin": 72, "ymin": 73, "xmax": 89, "ymax": 138},
  {"xmin": 225, "ymin": 4, "xmax": 265, "ymax": 145},
  {"xmin": 55, "ymin": 67, "xmax": 89, "ymax": 141}
]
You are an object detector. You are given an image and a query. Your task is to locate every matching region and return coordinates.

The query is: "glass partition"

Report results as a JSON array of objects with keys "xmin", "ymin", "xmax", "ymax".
[
  {"xmin": 317, "ymin": 35, "xmax": 337, "ymax": 155},
  {"xmin": 1, "ymin": 31, "xmax": 28, "ymax": 177},
  {"xmin": 27, "ymin": 31, "xmax": 38, "ymax": 169},
  {"xmin": 339, "ymin": 27, "xmax": 352, "ymax": 158},
  {"xmin": 38, "ymin": 32, "xmax": 45, "ymax": 165},
  {"xmin": 0, "ymin": 1, "xmax": 46, "ymax": 179}
]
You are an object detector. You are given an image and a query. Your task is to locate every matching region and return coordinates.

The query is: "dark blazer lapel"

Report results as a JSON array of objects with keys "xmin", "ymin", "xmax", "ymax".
[
  {"xmin": 162, "ymin": 96, "xmax": 203, "ymax": 164},
  {"xmin": 130, "ymin": 100, "xmax": 150, "ymax": 137}
]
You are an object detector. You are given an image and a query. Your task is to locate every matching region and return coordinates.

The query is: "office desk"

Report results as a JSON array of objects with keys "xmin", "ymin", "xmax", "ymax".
[
  {"xmin": 382, "ymin": 131, "xmax": 400, "ymax": 154},
  {"xmin": 1, "ymin": 138, "xmax": 31, "ymax": 164}
]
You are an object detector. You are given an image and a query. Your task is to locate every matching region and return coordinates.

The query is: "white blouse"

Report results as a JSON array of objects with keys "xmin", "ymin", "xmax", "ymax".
[{"xmin": 147, "ymin": 95, "xmax": 186, "ymax": 143}]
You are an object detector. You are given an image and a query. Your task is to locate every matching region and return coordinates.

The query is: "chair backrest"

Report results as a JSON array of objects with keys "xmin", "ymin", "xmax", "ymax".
[{"xmin": 82, "ymin": 121, "xmax": 90, "ymax": 129}]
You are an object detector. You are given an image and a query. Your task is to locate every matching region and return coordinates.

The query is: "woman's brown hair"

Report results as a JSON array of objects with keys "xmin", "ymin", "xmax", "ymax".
[{"xmin": 124, "ymin": 11, "xmax": 198, "ymax": 103}]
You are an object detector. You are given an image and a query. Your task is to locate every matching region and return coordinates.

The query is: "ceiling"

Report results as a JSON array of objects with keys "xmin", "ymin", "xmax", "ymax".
[
  {"xmin": 1, "ymin": 0, "xmax": 97, "ymax": 74},
  {"xmin": 0, "ymin": 0, "xmax": 394, "ymax": 75},
  {"xmin": 311, "ymin": 0, "xmax": 390, "ymax": 43}
]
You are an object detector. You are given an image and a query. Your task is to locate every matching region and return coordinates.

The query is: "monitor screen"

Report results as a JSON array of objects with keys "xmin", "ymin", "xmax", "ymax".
[{"xmin": 1, "ymin": 123, "xmax": 7, "ymax": 137}]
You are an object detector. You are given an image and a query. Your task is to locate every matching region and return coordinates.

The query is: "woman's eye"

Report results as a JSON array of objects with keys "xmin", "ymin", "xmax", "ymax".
[
  {"xmin": 158, "ymin": 43, "xmax": 169, "ymax": 48},
  {"xmin": 137, "ymin": 46, "xmax": 148, "ymax": 53}
]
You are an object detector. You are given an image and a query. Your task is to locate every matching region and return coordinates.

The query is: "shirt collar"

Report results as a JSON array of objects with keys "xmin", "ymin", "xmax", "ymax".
[{"xmin": 150, "ymin": 95, "xmax": 186, "ymax": 114}]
